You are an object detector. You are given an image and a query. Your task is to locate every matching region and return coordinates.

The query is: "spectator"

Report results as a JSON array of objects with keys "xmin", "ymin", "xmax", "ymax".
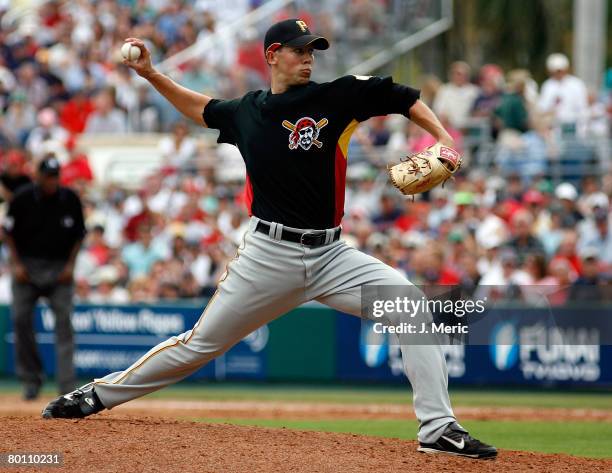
[
  {"xmin": 539, "ymin": 209, "xmax": 566, "ymax": 257},
  {"xmin": 158, "ymin": 120, "xmax": 198, "ymax": 170},
  {"xmin": 158, "ymin": 280, "xmax": 181, "ymax": 300},
  {"xmin": 74, "ymin": 277, "xmax": 91, "ymax": 303},
  {"xmin": 0, "ymin": 150, "xmax": 32, "ymax": 201},
  {"xmin": 540, "ymin": 258, "xmax": 574, "ymax": 306},
  {"xmin": 236, "ymin": 27, "xmax": 269, "ymax": 83},
  {"xmin": 3, "ymin": 90, "xmax": 37, "ymax": 146},
  {"xmin": 60, "ymin": 136, "xmax": 94, "ymax": 190},
  {"xmin": 522, "ymin": 253, "xmax": 548, "ymax": 284},
  {"xmin": 180, "ymin": 271, "xmax": 201, "ymax": 298},
  {"xmin": 495, "ymin": 69, "xmax": 530, "ymax": 134},
  {"xmin": 427, "ymin": 188, "xmax": 456, "ymax": 230},
  {"xmin": 433, "ymin": 61, "xmax": 479, "ymax": 130},
  {"xmin": 577, "ymin": 176, "xmax": 608, "ymax": 219},
  {"xmin": 577, "ymin": 207, "xmax": 612, "ymax": 267},
  {"xmin": 415, "ymin": 117, "xmax": 463, "ymax": 156},
  {"xmin": 84, "ymin": 224, "xmax": 111, "ymax": 266},
  {"xmin": 585, "ymin": 90, "xmax": 609, "ymax": 138},
  {"xmin": 551, "ymin": 230, "xmax": 582, "ymax": 278},
  {"xmin": 471, "ymin": 64, "xmax": 504, "ymax": 136},
  {"xmin": 367, "ymin": 116, "xmax": 391, "ymax": 147},
  {"xmin": 538, "ymin": 53, "xmax": 588, "ymax": 137},
  {"xmin": 506, "ymin": 209, "xmax": 545, "ymax": 264},
  {"xmin": 128, "ymin": 275, "xmax": 157, "ymax": 303},
  {"xmin": 412, "ymin": 245, "xmax": 460, "ymax": 285},
  {"xmin": 555, "ymin": 182, "xmax": 583, "ymax": 228},
  {"xmin": 156, "ymin": 0, "xmax": 189, "ymax": 46},
  {"xmin": 419, "ymin": 74, "xmax": 442, "ymax": 108},
  {"xmin": 476, "ymin": 248, "xmax": 524, "ymax": 300},
  {"xmin": 121, "ymin": 224, "xmax": 165, "ymax": 277},
  {"xmin": 3, "ymin": 157, "xmax": 85, "ymax": 399},
  {"xmin": 14, "ymin": 62, "xmax": 48, "ymax": 109},
  {"xmin": 372, "ymin": 194, "xmax": 402, "ymax": 232},
  {"xmin": 25, "ymin": 107, "xmax": 69, "ymax": 160},
  {"xmin": 569, "ymin": 249, "xmax": 605, "ymax": 301},
  {"xmin": 84, "ymin": 88, "xmax": 127, "ymax": 134},
  {"xmin": 457, "ymin": 253, "xmax": 481, "ymax": 296},
  {"xmin": 89, "ymin": 265, "xmax": 129, "ymax": 304},
  {"xmin": 130, "ymin": 84, "xmax": 162, "ymax": 132},
  {"xmin": 59, "ymin": 89, "xmax": 95, "ymax": 134}
]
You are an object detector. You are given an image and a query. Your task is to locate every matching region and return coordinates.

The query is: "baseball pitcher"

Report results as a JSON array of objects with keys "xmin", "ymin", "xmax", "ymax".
[{"xmin": 43, "ymin": 19, "xmax": 496, "ymax": 459}]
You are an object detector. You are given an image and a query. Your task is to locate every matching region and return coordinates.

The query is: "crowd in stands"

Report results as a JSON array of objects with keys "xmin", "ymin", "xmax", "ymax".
[{"xmin": 0, "ymin": 1, "xmax": 611, "ymax": 305}]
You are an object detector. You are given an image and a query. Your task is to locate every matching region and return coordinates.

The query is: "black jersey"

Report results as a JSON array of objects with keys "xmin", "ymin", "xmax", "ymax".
[{"xmin": 203, "ymin": 75, "xmax": 420, "ymax": 229}]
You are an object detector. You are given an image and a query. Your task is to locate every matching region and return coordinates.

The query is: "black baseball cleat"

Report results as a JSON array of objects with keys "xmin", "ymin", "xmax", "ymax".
[
  {"xmin": 41, "ymin": 383, "xmax": 105, "ymax": 419},
  {"xmin": 417, "ymin": 422, "xmax": 497, "ymax": 459}
]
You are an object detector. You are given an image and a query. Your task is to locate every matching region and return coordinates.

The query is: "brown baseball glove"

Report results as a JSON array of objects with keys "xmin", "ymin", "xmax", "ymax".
[{"xmin": 388, "ymin": 142, "xmax": 463, "ymax": 196}]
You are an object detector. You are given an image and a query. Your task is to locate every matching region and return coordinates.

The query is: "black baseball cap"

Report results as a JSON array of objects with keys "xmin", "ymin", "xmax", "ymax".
[
  {"xmin": 38, "ymin": 156, "xmax": 61, "ymax": 176},
  {"xmin": 264, "ymin": 18, "xmax": 329, "ymax": 55}
]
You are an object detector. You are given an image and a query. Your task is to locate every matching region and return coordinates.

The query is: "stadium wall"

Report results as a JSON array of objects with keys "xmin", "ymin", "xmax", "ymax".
[{"xmin": 1, "ymin": 302, "xmax": 611, "ymax": 388}]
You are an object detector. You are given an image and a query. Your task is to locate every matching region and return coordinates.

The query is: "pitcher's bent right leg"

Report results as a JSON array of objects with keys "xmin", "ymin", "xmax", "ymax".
[{"xmin": 93, "ymin": 226, "xmax": 305, "ymax": 408}]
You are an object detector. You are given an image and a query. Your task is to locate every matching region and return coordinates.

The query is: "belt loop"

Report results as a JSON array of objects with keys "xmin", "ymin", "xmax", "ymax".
[
  {"xmin": 250, "ymin": 216, "xmax": 260, "ymax": 233},
  {"xmin": 268, "ymin": 221, "xmax": 278, "ymax": 240},
  {"xmin": 324, "ymin": 228, "xmax": 333, "ymax": 245},
  {"xmin": 275, "ymin": 223, "xmax": 284, "ymax": 240}
]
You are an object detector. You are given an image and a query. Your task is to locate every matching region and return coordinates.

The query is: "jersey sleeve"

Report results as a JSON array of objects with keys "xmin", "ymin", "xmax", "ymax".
[
  {"xmin": 334, "ymin": 75, "xmax": 421, "ymax": 122},
  {"xmin": 202, "ymin": 98, "xmax": 241, "ymax": 145}
]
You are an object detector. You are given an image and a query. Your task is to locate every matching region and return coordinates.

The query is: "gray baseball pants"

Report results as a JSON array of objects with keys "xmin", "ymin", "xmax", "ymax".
[
  {"xmin": 94, "ymin": 217, "xmax": 458, "ymax": 443},
  {"xmin": 12, "ymin": 258, "xmax": 76, "ymax": 395}
]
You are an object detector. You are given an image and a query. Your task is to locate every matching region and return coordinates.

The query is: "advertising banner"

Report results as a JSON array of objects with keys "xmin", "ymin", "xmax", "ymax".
[
  {"xmin": 4, "ymin": 304, "xmax": 268, "ymax": 380},
  {"xmin": 3, "ymin": 302, "xmax": 611, "ymax": 387},
  {"xmin": 335, "ymin": 308, "xmax": 612, "ymax": 387}
]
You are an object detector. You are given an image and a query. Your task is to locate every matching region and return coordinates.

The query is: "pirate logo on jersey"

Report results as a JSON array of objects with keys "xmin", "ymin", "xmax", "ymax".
[{"xmin": 282, "ymin": 117, "xmax": 328, "ymax": 150}]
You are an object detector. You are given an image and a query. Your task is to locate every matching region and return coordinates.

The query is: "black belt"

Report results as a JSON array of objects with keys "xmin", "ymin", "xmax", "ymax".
[{"xmin": 255, "ymin": 221, "xmax": 341, "ymax": 248}]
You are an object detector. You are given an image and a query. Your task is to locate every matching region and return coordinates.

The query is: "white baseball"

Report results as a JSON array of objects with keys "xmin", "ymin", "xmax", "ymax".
[{"xmin": 121, "ymin": 43, "xmax": 141, "ymax": 61}]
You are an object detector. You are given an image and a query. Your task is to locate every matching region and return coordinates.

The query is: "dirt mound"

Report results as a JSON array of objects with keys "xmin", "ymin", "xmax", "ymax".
[{"xmin": 2, "ymin": 415, "xmax": 611, "ymax": 473}]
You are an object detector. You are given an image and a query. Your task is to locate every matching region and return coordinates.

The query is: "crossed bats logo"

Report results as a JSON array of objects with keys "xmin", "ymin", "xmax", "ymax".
[{"xmin": 282, "ymin": 117, "xmax": 328, "ymax": 150}]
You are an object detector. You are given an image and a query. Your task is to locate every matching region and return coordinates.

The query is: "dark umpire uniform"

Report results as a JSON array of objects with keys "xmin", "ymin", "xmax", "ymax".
[{"xmin": 3, "ymin": 157, "xmax": 86, "ymax": 399}]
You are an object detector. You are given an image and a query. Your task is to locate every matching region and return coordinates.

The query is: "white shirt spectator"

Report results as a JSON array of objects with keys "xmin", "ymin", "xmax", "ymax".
[
  {"xmin": 475, "ymin": 213, "xmax": 509, "ymax": 250},
  {"xmin": 85, "ymin": 109, "xmax": 127, "ymax": 134},
  {"xmin": 538, "ymin": 75, "xmax": 588, "ymax": 130},
  {"xmin": 158, "ymin": 135, "xmax": 198, "ymax": 169},
  {"xmin": 25, "ymin": 125, "xmax": 70, "ymax": 160},
  {"xmin": 191, "ymin": 252, "xmax": 213, "ymax": 287},
  {"xmin": 148, "ymin": 188, "xmax": 188, "ymax": 217},
  {"xmin": 433, "ymin": 83, "xmax": 479, "ymax": 129}
]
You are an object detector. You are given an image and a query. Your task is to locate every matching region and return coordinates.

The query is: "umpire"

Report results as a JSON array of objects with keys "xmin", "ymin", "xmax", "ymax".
[{"xmin": 3, "ymin": 156, "xmax": 86, "ymax": 400}]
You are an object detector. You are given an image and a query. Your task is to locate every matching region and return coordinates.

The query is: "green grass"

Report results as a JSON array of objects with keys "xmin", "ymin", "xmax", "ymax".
[
  {"xmin": 133, "ymin": 383, "xmax": 612, "ymax": 410},
  {"xmin": 189, "ymin": 417, "xmax": 612, "ymax": 459},
  {"xmin": 1, "ymin": 379, "xmax": 611, "ymax": 410}
]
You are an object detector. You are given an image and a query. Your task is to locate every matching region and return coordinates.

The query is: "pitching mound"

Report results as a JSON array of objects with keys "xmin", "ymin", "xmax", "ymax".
[{"xmin": 2, "ymin": 415, "xmax": 611, "ymax": 473}]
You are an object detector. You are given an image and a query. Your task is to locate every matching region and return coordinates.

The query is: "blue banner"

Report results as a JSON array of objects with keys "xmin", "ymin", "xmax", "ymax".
[
  {"xmin": 335, "ymin": 309, "xmax": 612, "ymax": 387},
  {"xmin": 3, "ymin": 303, "xmax": 611, "ymax": 387},
  {"xmin": 4, "ymin": 304, "xmax": 268, "ymax": 380}
]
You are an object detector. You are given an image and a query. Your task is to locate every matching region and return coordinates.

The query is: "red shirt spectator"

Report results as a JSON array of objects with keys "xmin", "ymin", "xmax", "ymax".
[
  {"xmin": 61, "ymin": 94, "xmax": 95, "ymax": 134},
  {"xmin": 437, "ymin": 267, "xmax": 461, "ymax": 285},
  {"xmin": 124, "ymin": 206, "xmax": 155, "ymax": 242},
  {"xmin": 61, "ymin": 154, "xmax": 94, "ymax": 187},
  {"xmin": 236, "ymin": 41, "xmax": 269, "ymax": 82},
  {"xmin": 87, "ymin": 225, "xmax": 111, "ymax": 266}
]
